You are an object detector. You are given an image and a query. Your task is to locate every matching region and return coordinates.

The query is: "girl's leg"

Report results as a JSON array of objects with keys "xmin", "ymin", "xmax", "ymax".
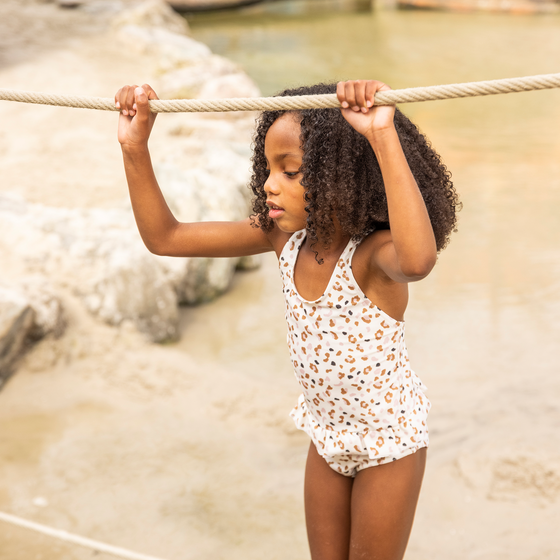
[
  {"xmin": 304, "ymin": 442, "xmax": 354, "ymax": 560},
  {"xmin": 349, "ymin": 448, "xmax": 427, "ymax": 560}
]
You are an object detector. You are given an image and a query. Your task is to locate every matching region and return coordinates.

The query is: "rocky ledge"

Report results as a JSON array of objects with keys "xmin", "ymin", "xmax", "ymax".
[{"xmin": 0, "ymin": 0, "xmax": 262, "ymax": 383}]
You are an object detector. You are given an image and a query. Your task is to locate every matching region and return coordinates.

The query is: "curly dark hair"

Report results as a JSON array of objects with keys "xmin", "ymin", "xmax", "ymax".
[{"xmin": 249, "ymin": 82, "xmax": 460, "ymax": 257}]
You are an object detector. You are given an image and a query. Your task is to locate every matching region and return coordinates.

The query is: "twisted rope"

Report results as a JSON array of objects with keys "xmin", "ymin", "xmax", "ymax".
[
  {"xmin": 0, "ymin": 510, "xmax": 170, "ymax": 560},
  {"xmin": 1, "ymin": 72, "xmax": 559, "ymax": 113}
]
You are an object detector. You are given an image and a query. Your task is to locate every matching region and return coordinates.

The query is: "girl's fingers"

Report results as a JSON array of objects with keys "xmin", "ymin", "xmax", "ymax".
[
  {"xmin": 115, "ymin": 84, "xmax": 158, "ymax": 117},
  {"xmin": 353, "ymin": 80, "xmax": 367, "ymax": 111},
  {"xmin": 344, "ymin": 81, "xmax": 358, "ymax": 111},
  {"xmin": 141, "ymin": 83, "xmax": 159, "ymax": 101},
  {"xmin": 118, "ymin": 85, "xmax": 132, "ymax": 115},
  {"xmin": 336, "ymin": 82, "xmax": 348, "ymax": 108},
  {"xmin": 126, "ymin": 85, "xmax": 137, "ymax": 116},
  {"xmin": 365, "ymin": 81, "xmax": 377, "ymax": 108},
  {"xmin": 116, "ymin": 84, "xmax": 138, "ymax": 116},
  {"xmin": 117, "ymin": 86, "xmax": 127, "ymax": 114},
  {"xmin": 133, "ymin": 86, "xmax": 151, "ymax": 122},
  {"xmin": 114, "ymin": 87, "xmax": 123, "ymax": 109},
  {"xmin": 337, "ymin": 80, "xmax": 392, "ymax": 112}
]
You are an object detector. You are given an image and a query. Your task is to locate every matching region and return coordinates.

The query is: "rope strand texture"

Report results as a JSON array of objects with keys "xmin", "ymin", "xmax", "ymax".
[{"xmin": 1, "ymin": 72, "xmax": 560, "ymax": 113}]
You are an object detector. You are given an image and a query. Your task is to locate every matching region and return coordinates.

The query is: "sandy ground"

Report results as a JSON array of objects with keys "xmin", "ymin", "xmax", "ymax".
[{"xmin": 1, "ymin": 2, "xmax": 560, "ymax": 560}]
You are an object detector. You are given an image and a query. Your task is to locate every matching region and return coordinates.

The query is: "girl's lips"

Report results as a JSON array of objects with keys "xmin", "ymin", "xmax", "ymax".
[{"xmin": 267, "ymin": 202, "xmax": 284, "ymax": 220}]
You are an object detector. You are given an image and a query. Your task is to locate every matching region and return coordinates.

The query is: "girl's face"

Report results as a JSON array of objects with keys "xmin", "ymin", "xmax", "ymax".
[{"xmin": 263, "ymin": 113, "xmax": 307, "ymax": 233}]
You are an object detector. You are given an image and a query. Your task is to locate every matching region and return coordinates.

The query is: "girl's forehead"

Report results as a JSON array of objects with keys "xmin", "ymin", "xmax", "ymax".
[{"xmin": 264, "ymin": 114, "xmax": 302, "ymax": 155}]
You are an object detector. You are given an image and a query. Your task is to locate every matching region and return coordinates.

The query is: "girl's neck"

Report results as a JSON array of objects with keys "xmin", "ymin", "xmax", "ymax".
[{"xmin": 305, "ymin": 222, "xmax": 351, "ymax": 262}]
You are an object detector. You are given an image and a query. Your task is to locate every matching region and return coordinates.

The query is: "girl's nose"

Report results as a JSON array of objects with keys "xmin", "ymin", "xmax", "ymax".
[{"xmin": 264, "ymin": 173, "xmax": 279, "ymax": 195}]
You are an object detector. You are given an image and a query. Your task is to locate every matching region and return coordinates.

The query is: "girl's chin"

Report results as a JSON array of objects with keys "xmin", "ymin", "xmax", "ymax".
[{"xmin": 274, "ymin": 218, "xmax": 306, "ymax": 234}]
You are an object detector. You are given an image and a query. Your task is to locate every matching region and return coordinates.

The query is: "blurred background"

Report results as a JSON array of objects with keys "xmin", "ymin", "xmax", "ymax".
[{"xmin": 0, "ymin": 0, "xmax": 559, "ymax": 559}]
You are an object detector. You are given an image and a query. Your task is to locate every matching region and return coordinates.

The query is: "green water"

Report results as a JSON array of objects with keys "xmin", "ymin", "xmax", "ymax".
[
  {"xmin": 182, "ymin": 7, "xmax": 560, "ymax": 556},
  {"xmin": 184, "ymin": 0, "xmax": 560, "ymax": 459},
  {"xmin": 188, "ymin": 6, "xmax": 560, "ymax": 95},
  {"xmin": 182, "ymin": 5, "xmax": 560, "ymax": 374}
]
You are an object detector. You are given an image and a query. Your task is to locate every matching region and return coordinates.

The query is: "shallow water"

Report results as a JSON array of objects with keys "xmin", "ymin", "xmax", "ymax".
[
  {"xmin": 179, "ymin": 6, "xmax": 560, "ymax": 555},
  {"xmin": 183, "ymin": 4, "xmax": 560, "ymax": 385}
]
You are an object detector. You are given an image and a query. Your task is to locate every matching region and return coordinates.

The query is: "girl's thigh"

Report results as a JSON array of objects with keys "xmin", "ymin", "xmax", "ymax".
[
  {"xmin": 304, "ymin": 442, "xmax": 354, "ymax": 560},
  {"xmin": 349, "ymin": 448, "xmax": 427, "ymax": 560}
]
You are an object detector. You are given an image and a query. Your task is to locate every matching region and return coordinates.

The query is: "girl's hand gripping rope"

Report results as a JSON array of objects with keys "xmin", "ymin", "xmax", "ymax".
[
  {"xmin": 115, "ymin": 84, "xmax": 158, "ymax": 150},
  {"xmin": 338, "ymin": 79, "xmax": 437, "ymax": 282},
  {"xmin": 114, "ymin": 83, "xmax": 273, "ymax": 259},
  {"xmin": 336, "ymin": 79, "xmax": 396, "ymax": 142}
]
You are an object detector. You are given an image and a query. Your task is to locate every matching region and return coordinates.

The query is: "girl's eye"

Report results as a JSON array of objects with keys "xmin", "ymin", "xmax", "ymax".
[{"xmin": 284, "ymin": 171, "xmax": 300, "ymax": 178}]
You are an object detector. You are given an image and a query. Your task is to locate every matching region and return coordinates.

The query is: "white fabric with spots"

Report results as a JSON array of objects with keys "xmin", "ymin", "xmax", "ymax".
[{"xmin": 280, "ymin": 229, "xmax": 431, "ymax": 476}]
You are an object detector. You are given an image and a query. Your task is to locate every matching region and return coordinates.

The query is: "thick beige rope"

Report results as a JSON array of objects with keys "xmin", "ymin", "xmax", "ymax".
[{"xmin": 1, "ymin": 72, "xmax": 559, "ymax": 113}]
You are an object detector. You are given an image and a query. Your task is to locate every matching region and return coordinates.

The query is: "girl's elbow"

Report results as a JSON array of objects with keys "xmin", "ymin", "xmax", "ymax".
[
  {"xmin": 142, "ymin": 237, "xmax": 169, "ymax": 256},
  {"xmin": 141, "ymin": 228, "xmax": 178, "ymax": 256},
  {"xmin": 401, "ymin": 255, "xmax": 437, "ymax": 280},
  {"xmin": 147, "ymin": 244, "xmax": 165, "ymax": 256}
]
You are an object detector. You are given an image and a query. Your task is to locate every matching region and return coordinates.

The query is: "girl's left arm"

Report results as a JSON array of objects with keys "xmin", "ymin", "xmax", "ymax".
[{"xmin": 337, "ymin": 80, "xmax": 437, "ymax": 283}]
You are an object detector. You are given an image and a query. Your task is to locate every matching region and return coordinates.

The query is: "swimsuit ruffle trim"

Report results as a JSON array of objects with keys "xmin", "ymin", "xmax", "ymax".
[{"xmin": 289, "ymin": 391, "xmax": 430, "ymax": 461}]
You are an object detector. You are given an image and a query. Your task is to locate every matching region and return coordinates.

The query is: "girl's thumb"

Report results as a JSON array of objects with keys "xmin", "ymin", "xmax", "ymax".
[{"xmin": 135, "ymin": 86, "xmax": 147, "ymax": 103}]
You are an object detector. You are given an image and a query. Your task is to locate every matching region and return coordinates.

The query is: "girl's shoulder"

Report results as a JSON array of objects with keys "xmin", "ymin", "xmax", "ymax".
[{"xmin": 355, "ymin": 228, "xmax": 393, "ymax": 257}]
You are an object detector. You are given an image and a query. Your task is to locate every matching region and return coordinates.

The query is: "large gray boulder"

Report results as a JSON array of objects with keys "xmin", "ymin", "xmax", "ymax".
[
  {"xmin": 1, "ymin": 0, "xmax": 261, "ymax": 354},
  {"xmin": 0, "ymin": 132, "xmax": 256, "ymax": 338},
  {"xmin": 0, "ymin": 195, "xmax": 180, "ymax": 343}
]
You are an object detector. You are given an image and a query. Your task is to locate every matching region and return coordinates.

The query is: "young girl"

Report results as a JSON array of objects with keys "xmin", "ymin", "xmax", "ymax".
[{"xmin": 115, "ymin": 80, "xmax": 459, "ymax": 560}]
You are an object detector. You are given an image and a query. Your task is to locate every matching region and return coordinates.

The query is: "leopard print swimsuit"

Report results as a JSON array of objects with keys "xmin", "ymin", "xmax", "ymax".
[{"xmin": 280, "ymin": 229, "xmax": 431, "ymax": 476}]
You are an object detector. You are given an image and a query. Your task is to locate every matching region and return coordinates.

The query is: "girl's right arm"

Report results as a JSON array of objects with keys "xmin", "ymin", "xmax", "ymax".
[{"xmin": 116, "ymin": 84, "xmax": 274, "ymax": 258}]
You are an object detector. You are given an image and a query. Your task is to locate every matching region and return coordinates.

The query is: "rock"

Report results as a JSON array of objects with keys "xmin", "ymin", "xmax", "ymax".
[
  {"xmin": 57, "ymin": 0, "xmax": 85, "ymax": 8},
  {"xmin": 112, "ymin": 1, "xmax": 261, "ymax": 95},
  {"xmin": 0, "ymin": 125, "xmax": 256, "ymax": 336},
  {"xmin": 236, "ymin": 254, "xmax": 262, "ymax": 271},
  {"xmin": 197, "ymin": 72, "xmax": 260, "ymax": 100},
  {"xmin": 0, "ymin": 281, "xmax": 64, "ymax": 383},
  {"xmin": 19, "ymin": 279, "xmax": 66, "ymax": 340},
  {"xmin": 153, "ymin": 155, "xmax": 253, "ymax": 304},
  {"xmin": 157, "ymin": 56, "xmax": 260, "ymax": 101},
  {"xmin": 0, "ymin": 286, "xmax": 34, "ymax": 384},
  {"xmin": 180, "ymin": 258, "xmax": 238, "ymax": 303},
  {"xmin": 0, "ymin": 195, "xmax": 180, "ymax": 343},
  {"xmin": 83, "ymin": 244, "xmax": 180, "ymax": 341},
  {"xmin": 112, "ymin": 0, "xmax": 190, "ymax": 35},
  {"xmin": 116, "ymin": 25, "xmax": 211, "ymax": 71},
  {"xmin": 0, "ymin": 2, "xmax": 261, "ymax": 350},
  {"xmin": 157, "ymin": 55, "xmax": 239, "ymax": 99},
  {"xmin": 167, "ymin": 0, "xmax": 263, "ymax": 11}
]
